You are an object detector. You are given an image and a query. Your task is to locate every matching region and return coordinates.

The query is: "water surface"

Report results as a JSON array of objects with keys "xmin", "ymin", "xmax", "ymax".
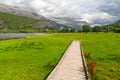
[{"xmin": 0, "ymin": 33, "xmax": 45, "ymax": 40}]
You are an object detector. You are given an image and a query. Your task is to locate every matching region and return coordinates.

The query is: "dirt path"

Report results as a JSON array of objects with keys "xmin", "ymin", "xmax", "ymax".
[{"xmin": 47, "ymin": 40, "xmax": 87, "ymax": 80}]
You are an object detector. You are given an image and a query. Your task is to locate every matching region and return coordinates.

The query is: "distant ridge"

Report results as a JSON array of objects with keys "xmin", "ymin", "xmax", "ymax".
[
  {"xmin": 114, "ymin": 20, "xmax": 120, "ymax": 24},
  {"xmin": 51, "ymin": 17, "xmax": 89, "ymax": 30}
]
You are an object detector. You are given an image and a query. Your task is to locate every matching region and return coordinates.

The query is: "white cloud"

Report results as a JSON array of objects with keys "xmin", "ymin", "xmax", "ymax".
[
  {"xmin": 0, "ymin": 0, "xmax": 119, "ymax": 25},
  {"xmin": 82, "ymin": 12, "xmax": 117, "ymax": 24}
]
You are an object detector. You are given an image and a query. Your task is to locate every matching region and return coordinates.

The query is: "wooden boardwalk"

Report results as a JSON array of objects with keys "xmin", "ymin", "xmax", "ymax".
[{"xmin": 47, "ymin": 40, "xmax": 87, "ymax": 80}]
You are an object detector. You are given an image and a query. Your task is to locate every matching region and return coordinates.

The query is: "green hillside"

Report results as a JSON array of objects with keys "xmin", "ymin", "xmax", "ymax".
[{"xmin": 0, "ymin": 12, "xmax": 57, "ymax": 33}]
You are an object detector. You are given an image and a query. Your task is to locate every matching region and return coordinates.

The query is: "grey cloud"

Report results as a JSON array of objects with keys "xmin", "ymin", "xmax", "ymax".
[{"xmin": 98, "ymin": 0, "xmax": 120, "ymax": 19}]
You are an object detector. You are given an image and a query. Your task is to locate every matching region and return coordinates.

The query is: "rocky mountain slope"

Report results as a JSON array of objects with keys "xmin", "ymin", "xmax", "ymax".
[{"xmin": 51, "ymin": 17, "xmax": 89, "ymax": 30}]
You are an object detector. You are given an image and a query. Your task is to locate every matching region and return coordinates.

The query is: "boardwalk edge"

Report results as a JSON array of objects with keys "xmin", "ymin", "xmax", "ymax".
[
  {"xmin": 80, "ymin": 42, "xmax": 91, "ymax": 80},
  {"xmin": 46, "ymin": 41, "xmax": 73, "ymax": 80}
]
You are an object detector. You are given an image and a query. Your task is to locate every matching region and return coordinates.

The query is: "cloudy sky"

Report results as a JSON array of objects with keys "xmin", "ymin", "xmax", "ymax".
[{"xmin": 0, "ymin": 0, "xmax": 119, "ymax": 25}]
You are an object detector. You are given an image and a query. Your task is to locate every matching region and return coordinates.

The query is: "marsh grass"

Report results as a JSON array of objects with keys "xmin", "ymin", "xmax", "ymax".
[{"xmin": 85, "ymin": 51, "xmax": 91, "ymax": 58}]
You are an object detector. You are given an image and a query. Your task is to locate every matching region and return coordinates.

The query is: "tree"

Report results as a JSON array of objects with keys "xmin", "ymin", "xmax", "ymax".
[
  {"xmin": 114, "ymin": 28, "xmax": 120, "ymax": 33},
  {"xmin": 60, "ymin": 28, "xmax": 70, "ymax": 33},
  {"xmin": 82, "ymin": 25, "xmax": 91, "ymax": 33},
  {"xmin": 92, "ymin": 26, "xmax": 102, "ymax": 33},
  {"xmin": 70, "ymin": 28, "xmax": 76, "ymax": 32}
]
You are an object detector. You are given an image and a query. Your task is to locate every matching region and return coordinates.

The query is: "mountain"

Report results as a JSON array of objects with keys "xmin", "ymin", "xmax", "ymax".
[
  {"xmin": 0, "ymin": 4, "xmax": 61, "ymax": 32},
  {"xmin": 51, "ymin": 17, "xmax": 89, "ymax": 30},
  {"xmin": 114, "ymin": 20, "xmax": 120, "ymax": 24},
  {"xmin": 0, "ymin": 4, "xmax": 63, "ymax": 27},
  {"xmin": 0, "ymin": 4, "xmax": 89, "ymax": 32}
]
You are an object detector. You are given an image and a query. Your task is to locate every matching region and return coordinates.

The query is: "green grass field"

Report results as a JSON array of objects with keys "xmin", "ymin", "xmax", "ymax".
[
  {"xmin": 0, "ymin": 35, "xmax": 71, "ymax": 80},
  {"xmin": 0, "ymin": 33, "xmax": 120, "ymax": 80}
]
